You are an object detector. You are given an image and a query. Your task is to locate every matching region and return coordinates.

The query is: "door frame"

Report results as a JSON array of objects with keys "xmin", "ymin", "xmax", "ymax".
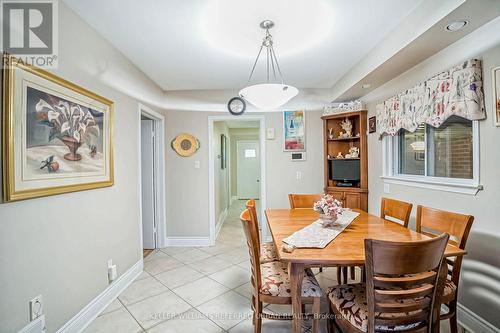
[
  {"xmin": 138, "ymin": 103, "xmax": 167, "ymax": 249},
  {"xmin": 236, "ymin": 140, "xmax": 260, "ymax": 199},
  {"xmin": 208, "ymin": 115, "xmax": 267, "ymax": 245}
]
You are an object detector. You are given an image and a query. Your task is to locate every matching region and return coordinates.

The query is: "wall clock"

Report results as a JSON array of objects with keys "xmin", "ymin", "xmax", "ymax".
[{"xmin": 227, "ymin": 97, "xmax": 246, "ymax": 115}]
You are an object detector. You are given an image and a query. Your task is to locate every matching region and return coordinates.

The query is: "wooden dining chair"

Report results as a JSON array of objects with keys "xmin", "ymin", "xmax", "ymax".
[
  {"xmin": 246, "ymin": 199, "xmax": 279, "ymax": 263},
  {"xmin": 288, "ymin": 193, "xmax": 322, "ymax": 209},
  {"xmin": 380, "ymin": 197, "xmax": 413, "ymax": 228},
  {"xmin": 416, "ymin": 206, "xmax": 474, "ymax": 333},
  {"xmin": 327, "ymin": 233, "xmax": 450, "ymax": 333},
  {"xmin": 240, "ymin": 208, "xmax": 323, "ymax": 333}
]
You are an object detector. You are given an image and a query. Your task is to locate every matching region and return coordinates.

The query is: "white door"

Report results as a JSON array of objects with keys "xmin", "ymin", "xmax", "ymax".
[
  {"xmin": 141, "ymin": 119, "xmax": 156, "ymax": 249},
  {"xmin": 237, "ymin": 140, "xmax": 260, "ymax": 199}
]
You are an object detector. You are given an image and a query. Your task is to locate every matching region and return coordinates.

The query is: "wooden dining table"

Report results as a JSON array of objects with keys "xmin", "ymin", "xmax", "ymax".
[{"xmin": 265, "ymin": 208, "xmax": 466, "ymax": 333}]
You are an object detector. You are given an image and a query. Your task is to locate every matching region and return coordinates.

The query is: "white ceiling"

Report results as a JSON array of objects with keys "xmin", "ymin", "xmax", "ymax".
[{"xmin": 64, "ymin": 0, "xmax": 422, "ymax": 91}]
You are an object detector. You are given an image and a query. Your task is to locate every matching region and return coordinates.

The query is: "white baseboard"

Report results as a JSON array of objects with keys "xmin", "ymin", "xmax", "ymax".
[
  {"xmin": 165, "ymin": 237, "xmax": 211, "ymax": 247},
  {"xmin": 215, "ymin": 208, "xmax": 228, "ymax": 240},
  {"xmin": 56, "ymin": 260, "xmax": 143, "ymax": 333},
  {"xmin": 458, "ymin": 303, "xmax": 499, "ymax": 333}
]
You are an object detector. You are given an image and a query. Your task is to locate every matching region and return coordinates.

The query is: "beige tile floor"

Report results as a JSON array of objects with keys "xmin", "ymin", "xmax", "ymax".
[{"xmin": 84, "ymin": 200, "xmax": 456, "ymax": 333}]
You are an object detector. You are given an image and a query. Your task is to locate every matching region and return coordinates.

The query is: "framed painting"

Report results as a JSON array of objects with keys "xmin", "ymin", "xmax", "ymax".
[
  {"xmin": 283, "ymin": 110, "xmax": 305, "ymax": 151},
  {"xmin": 368, "ymin": 116, "xmax": 376, "ymax": 133},
  {"xmin": 493, "ymin": 66, "xmax": 500, "ymax": 127},
  {"xmin": 2, "ymin": 53, "xmax": 114, "ymax": 202},
  {"xmin": 220, "ymin": 134, "xmax": 227, "ymax": 169}
]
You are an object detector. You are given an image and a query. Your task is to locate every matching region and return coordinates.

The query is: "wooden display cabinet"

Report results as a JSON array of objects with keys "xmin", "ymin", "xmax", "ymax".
[{"xmin": 322, "ymin": 110, "xmax": 368, "ymax": 211}]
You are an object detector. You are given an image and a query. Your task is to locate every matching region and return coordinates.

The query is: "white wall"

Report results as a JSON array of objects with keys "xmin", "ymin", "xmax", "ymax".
[
  {"xmin": 160, "ymin": 110, "xmax": 324, "ymax": 239},
  {"xmin": 363, "ymin": 18, "xmax": 500, "ymax": 328},
  {"xmin": 0, "ymin": 3, "xmax": 164, "ymax": 332}
]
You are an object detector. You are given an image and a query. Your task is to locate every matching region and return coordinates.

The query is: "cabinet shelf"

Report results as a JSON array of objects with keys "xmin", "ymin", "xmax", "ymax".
[{"xmin": 327, "ymin": 137, "xmax": 360, "ymax": 142}]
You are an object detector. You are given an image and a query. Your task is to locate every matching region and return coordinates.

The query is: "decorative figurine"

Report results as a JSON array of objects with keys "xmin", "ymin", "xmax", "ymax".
[
  {"xmin": 340, "ymin": 118, "xmax": 353, "ymax": 137},
  {"xmin": 336, "ymin": 152, "xmax": 344, "ymax": 159},
  {"xmin": 345, "ymin": 147, "xmax": 360, "ymax": 159},
  {"xmin": 328, "ymin": 128, "xmax": 334, "ymax": 140}
]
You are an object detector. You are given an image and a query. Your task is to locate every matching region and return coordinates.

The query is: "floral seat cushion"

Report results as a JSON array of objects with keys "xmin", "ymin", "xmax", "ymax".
[
  {"xmin": 260, "ymin": 261, "xmax": 322, "ymax": 298},
  {"xmin": 442, "ymin": 280, "xmax": 457, "ymax": 303},
  {"xmin": 260, "ymin": 242, "xmax": 279, "ymax": 263},
  {"xmin": 328, "ymin": 283, "xmax": 424, "ymax": 332}
]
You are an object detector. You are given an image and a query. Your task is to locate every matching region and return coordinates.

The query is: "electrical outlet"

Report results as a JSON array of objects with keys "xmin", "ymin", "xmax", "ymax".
[
  {"xmin": 29, "ymin": 295, "xmax": 43, "ymax": 321},
  {"xmin": 296, "ymin": 171, "xmax": 302, "ymax": 180},
  {"xmin": 108, "ymin": 264, "xmax": 117, "ymax": 283},
  {"xmin": 194, "ymin": 160, "xmax": 200, "ymax": 169}
]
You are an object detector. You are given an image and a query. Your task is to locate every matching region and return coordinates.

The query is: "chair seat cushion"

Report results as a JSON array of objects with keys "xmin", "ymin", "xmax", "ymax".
[
  {"xmin": 442, "ymin": 280, "xmax": 457, "ymax": 303},
  {"xmin": 328, "ymin": 283, "xmax": 423, "ymax": 332},
  {"xmin": 260, "ymin": 242, "xmax": 279, "ymax": 263},
  {"xmin": 260, "ymin": 261, "xmax": 322, "ymax": 298}
]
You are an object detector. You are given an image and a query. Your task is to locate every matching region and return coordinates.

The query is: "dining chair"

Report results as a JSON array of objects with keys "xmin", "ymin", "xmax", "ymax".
[
  {"xmin": 380, "ymin": 197, "xmax": 413, "ymax": 228},
  {"xmin": 240, "ymin": 208, "xmax": 323, "ymax": 333},
  {"xmin": 327, "ymin": 233, "xmax": 450, "ymax": 333},
  {"xmin": 416, "ymin": 205, "xmax": 474, "ymax": 333},
  {"xmin": 339, "ymin": 197, "xmax": 414, "ymax": 285},
  {"xmin": 246, "ymin": 199, "xmax": 279, "ymax": 263},
  {"xmin": 288, "ymin": 193, "xmax": 322, "ymax": 209}
]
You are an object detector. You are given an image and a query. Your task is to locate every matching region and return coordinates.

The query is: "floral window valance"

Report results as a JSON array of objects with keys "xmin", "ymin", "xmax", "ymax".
[{"xmin": 376, "ymin": 59, "xmax": 485, "ymax": 136}]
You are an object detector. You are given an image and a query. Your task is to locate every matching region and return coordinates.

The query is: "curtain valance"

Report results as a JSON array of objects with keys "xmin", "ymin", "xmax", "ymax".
[{"xmin": 376, "ymin": 59, "xmax": 485, "ymax": 136}]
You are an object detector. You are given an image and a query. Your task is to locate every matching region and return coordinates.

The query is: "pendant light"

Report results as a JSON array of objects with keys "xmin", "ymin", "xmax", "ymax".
[{"xmin": 239, "ymin": 20, "xmax": 298, "ymax": 110}]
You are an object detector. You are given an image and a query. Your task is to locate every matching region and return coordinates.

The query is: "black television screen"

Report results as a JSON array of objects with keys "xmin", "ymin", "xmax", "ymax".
[{"xmin": 329, "ymin": 159, "xmax": 360, "ymax": 181}]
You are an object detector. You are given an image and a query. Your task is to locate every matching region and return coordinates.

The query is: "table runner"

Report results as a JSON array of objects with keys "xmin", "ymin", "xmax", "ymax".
[{"xmin": 282, "ymin": 210, "xmax": 360, "ymax": 248}]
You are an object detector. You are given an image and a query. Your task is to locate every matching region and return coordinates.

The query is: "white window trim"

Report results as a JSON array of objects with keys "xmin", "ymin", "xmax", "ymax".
[{"xmin": 381, "ymin": 120, "xmax": 482, "ymax": 195}]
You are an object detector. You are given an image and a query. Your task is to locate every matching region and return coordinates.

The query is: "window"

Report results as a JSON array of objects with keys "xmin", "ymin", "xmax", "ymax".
[{"xmin": 383, "ymin": 116, "xmax": 480, "ymax": 194}]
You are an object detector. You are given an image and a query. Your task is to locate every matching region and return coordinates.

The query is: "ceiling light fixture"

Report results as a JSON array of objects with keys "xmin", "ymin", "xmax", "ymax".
[
  {"xmin": 239, "ymin": 20, "xmax": 298, "ymax": 110},
  {"xmin": 445, "ymin": 20, "xmax": 468, "ymax": 32}
]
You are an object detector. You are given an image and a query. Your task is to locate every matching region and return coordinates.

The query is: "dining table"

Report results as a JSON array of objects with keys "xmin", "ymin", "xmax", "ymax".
[{"xmin": 265, "ymin": 208, "xmax": 467, "ymax": 333}]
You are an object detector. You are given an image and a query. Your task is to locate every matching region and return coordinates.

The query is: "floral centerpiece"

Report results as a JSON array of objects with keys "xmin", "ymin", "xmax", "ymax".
[{"xmin": 313, "ymin": 194, "xmax": 343, "ymax": 227}]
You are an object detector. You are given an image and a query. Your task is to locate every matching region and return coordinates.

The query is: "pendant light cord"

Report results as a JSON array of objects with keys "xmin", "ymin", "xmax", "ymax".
[{"xmin": 246, "ymin": 28, "xmax": 285, "ymax": 85}]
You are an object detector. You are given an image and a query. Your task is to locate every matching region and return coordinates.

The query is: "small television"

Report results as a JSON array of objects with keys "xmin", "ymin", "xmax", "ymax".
[{"xmin": 329, "ymin": 159, "xmax": 360, "ymax": 185}]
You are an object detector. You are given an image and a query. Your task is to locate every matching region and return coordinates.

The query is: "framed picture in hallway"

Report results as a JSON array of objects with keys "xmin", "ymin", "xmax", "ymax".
[
  {"xmin": 493, "ymin": 66, "xmax": 500, "ymax": 126},
  {"xmin": 2, "ymin": 53, "xmax": 114, "ymax": 202},
  {"xmin": 283, "ymin": 110, "xmax": 306, "ymax": 151}
]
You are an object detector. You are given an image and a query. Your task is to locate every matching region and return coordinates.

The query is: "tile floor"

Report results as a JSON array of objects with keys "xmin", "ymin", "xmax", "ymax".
[{"xmin": 84, "ymin": 200, "xmax": 456, "ymax": 333}]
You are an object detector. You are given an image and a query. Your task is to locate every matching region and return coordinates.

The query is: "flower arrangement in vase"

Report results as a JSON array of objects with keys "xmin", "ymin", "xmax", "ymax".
[
  {"xmin": 313, "ymin": 194, "xmax": 343, "ymax": 227},
  {"xmin": 36, "ymin": 99, "xmax": 100, "ymax": 161}
]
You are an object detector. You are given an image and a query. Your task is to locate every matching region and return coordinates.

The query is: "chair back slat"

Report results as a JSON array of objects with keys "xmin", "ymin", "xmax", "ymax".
[
  {"xmin": 246, "ymin": 199, "xmax": 261, "ymax": 243},
  {"xmin": 288, "ymin": 194, "xmax": 322, "ymax": 209},
  {"xmin": 240, "ymin": 209, "xmax": 262, "ymax": 295},
  {"xmin": 416, "ymin": 205, "xmax": 474, "ymax": 284},
  {"xmin": 380, "ymin": 197, "xmax": 413, "ymax": 228},
  {"xmin": 365, "ymin": 234, "xmax": 450, "ymax": 333}
]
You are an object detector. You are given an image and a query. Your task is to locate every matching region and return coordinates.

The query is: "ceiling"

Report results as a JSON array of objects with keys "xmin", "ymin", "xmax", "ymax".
[{"xmin": 63, "ymin": 0, "xmax": 423, "ymax": 91}]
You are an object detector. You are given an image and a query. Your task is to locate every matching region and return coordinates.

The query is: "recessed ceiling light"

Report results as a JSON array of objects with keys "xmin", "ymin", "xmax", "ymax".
[
  {"xmin": 445, "ymin": 20, "xmax": 468, "ymax": 32},
  {"xmin": 361, "ymin": 83, "xmax": 371, "ymax": 89}
]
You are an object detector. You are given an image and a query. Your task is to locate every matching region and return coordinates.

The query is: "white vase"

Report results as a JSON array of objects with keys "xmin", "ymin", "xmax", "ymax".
[{"xmin": 320, "ymin": 214, "xmax": 337, "ymax": 227}]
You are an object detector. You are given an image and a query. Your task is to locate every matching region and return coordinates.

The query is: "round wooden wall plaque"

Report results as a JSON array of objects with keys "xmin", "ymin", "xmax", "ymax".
[{"xmin": 171, "ymin": 133, "xmax": 200, "ymax": 157}]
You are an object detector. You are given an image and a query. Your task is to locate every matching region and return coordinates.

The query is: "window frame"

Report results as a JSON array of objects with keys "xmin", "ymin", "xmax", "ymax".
[{"xmin": 381, "ymin": 120, "xmax": 481, "ymax": 195}]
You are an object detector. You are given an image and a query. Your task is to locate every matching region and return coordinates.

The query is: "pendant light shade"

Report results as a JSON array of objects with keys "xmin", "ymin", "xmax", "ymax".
[
  {"xmin": 239, "ymin": 20, "xmax": 298, "ymax": 110},
  {"xmin": 239, "ymin": 83, "xmax": 298, "ymax": 110}
]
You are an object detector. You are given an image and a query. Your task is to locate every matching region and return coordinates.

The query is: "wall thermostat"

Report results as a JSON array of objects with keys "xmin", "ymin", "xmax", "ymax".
[{"xmin": 291, "ymin": 152, "xmax": 306, "ymax": 161}]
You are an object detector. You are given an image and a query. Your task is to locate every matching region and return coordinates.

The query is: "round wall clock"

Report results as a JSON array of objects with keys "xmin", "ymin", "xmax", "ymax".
[
  {"xmin": 171, "ymin": 133, "xmax": 200, "ymax": 157},
  {"xmin": 227, "ymin": 97, "xmax": 246, "ymax": 115}
]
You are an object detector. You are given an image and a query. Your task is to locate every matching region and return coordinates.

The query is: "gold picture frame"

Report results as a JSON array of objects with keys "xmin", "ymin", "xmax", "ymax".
[
  {"xmin": 2, "ymin": 53, "xmax": 114, "ymax": 202},
  {"xmin": 493, "ymin": 66, "xmax": 500, "ymax": 127}
]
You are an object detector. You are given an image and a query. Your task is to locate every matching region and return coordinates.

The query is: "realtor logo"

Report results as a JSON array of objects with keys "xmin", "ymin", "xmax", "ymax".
[{"xmin": 1, "ymin": 0, "xmax": 58, "ymax": 68}]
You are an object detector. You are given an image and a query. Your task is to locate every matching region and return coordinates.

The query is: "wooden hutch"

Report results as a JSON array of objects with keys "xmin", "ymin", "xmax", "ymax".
[{"xmin": 322, "ymin": 110, "xmax": 368, "ymax": 211}]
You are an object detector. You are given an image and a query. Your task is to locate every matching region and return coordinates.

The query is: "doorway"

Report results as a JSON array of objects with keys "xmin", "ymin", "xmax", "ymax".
[
  {"xmin": 236, "ymin": 140, "xmax": 260, "ymax": 199},
  {"xmin": 208, "ymin": 116, "xmax": 267, "ymax": 245},
  {"xmin": 139, "ymin": 104, "xmax": 167, "ymax": 255}
]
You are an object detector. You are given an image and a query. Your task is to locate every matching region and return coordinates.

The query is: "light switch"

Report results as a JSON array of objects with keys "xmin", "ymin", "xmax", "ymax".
[
  {"xmin": 266, "ymin": 128, "xmax": 275, "ymax": 140},
  {"xmin": 384, "ymin": 183, "xmax": 390, "ymax": 194},
  {"xmin": 296, "ymin": 171, "xmax": 302, "ymax": 180},
  {"xmin": 194, "ymin": 160, "xmax": 200, "ymax": 169}
]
